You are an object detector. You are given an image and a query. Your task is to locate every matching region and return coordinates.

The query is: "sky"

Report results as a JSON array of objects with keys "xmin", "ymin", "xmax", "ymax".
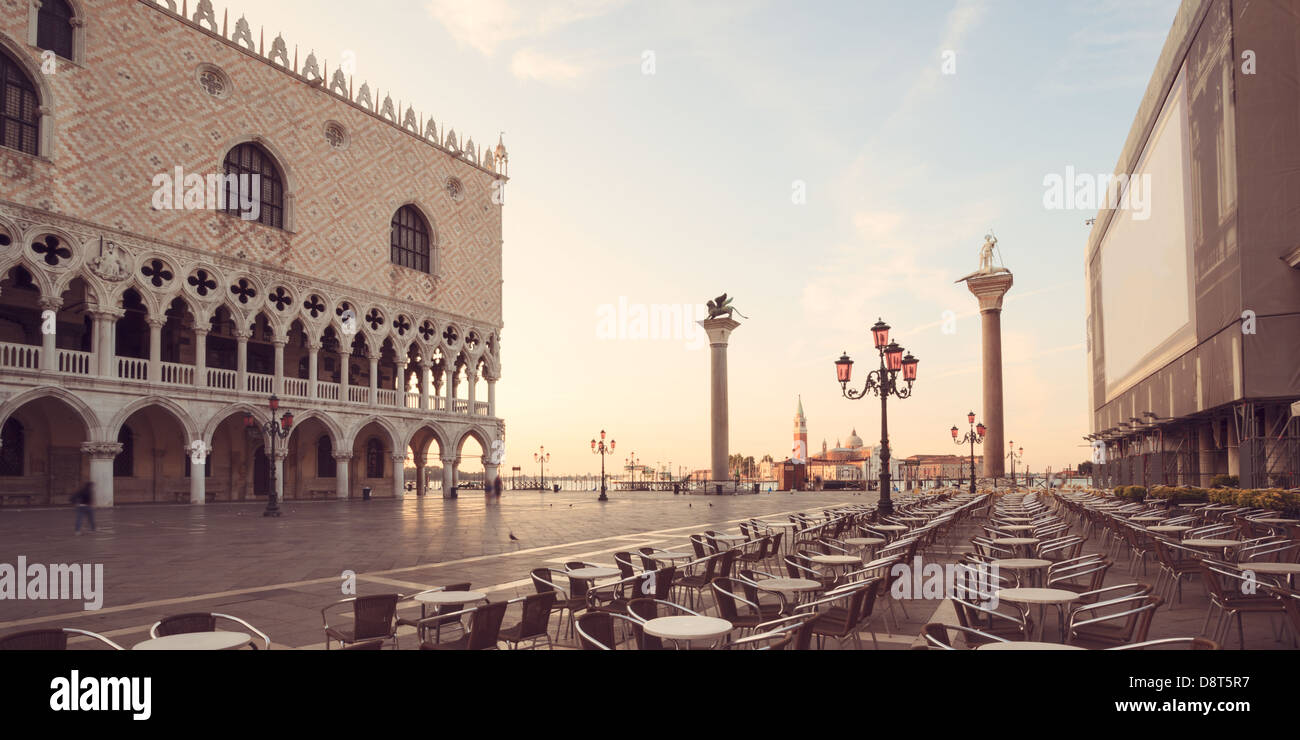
[{"xmin": 227, "ymin": 0, "xmax": 1183, "ymax": 477}]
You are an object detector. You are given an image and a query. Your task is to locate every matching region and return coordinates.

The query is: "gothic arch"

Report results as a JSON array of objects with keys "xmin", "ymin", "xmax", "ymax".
[
  {"xmin": 0, "ymin": 385, "xmax": 99, "ymax": 439},
  {"xmin": 200, "ymin": 402, "xmax": 271, "ymax": 446},
  {"xmin": 0, "ymin": 31, "xmax": 55, "ymax": 157},
  {"xmin": 216, "ymin": 134, "xmax": 298, "ymax": 231},
  {"xmin": 105, "ymin": 396, "xmax": 199, "ymax": 445}
]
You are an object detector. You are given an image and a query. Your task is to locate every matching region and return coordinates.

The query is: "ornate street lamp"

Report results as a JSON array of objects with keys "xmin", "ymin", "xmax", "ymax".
[
  {"xmin": 533, "ymin": 446, "xmax": 550, "ymax": 490},
  {"xmin": 591, "ymin": 430, "xmax": 615, "ymax": 501},
  {"xmin": 1007, "ymin": 442, "xmax": 1024, "ymax": 486},
  {"xmin": 243, "ymin": 394, "xmax": 294, "ymax": 517},
  {"xmin": 951, "ymin": 410, "xmax": 986, "ymax": 495},
  {"xmin": 625, "ymin": 453, "xmax": 640, "ymax": 487},
  {"xmin": 835, "ymin": 318, "xmax": 918, "ymax": 515}
]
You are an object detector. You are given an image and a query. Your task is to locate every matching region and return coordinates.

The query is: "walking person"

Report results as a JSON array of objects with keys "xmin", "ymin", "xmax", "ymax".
[
  {"xmin": 72, "ymin": 481, "xmax": 96, "ymax": 535},
  {"xmin": 493, "ymin": 475, "xmax": 503, "ymax": 498}
]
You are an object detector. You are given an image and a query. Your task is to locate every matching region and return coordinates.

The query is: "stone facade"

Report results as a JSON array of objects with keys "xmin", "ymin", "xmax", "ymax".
[{"xmin": 0, "ymin": 0, "xmax": 508, "ymax": 506}]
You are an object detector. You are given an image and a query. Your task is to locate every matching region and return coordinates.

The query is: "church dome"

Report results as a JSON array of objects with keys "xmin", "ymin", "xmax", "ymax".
[{"xmin": 846, "ymin": 428, "xmax": 864, "ymax": 448}]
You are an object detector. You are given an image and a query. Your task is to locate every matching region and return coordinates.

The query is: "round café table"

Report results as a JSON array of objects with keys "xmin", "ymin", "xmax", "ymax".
[
  {"xmin": 873, "ymin": 524, "xmax": 909, "ymax": 542},
  {"xmin": 992, "ymin": 537, "xmax": 1041, "ymax": 557},
  {"xmin": 1131, "ymin": 515, "xmax": 1167, "ymax": 523},
  {"xmin": 991, "ymin": 558, "xmax": 1052, "ymax": 587},
  {"xmin": 565, "ymin": 567, "xmax": 621, "ymax": 581},
  {"xmin": 1145, "ymin": 525, "xmax": 1192, "ymax": 536},
  {"xmin": 712, "ymin": 533, "xmax": 747, "ymax": 549},
  {"xmin": 999, "ymin": 525, "xmax": 1035, "ymax": 533},
  {"xmin": 995, "ymin": 587, "xmax": 1079, "ymax": 641},
  {"xmin": 1182, "ymin": 539, "xmax": 1241, "ymax": 556},
  {"xmin": 1250, "ymin": 518, "xmax": 1298, "ymax": 525},
  {"xmin": 651, "ymin": 551, "xmax": 692, "ymax": 563},
  {"xmin": 414, "ymin": 589, "xmax": 489, "ymax": 642},
  {"xmin": 753, "ymin": 577, "xmax": 821, "ymax": 613},
  {"xmin": 976, "ymin": 641, "xmax": 1085, "ymax": 651},
  {"xmin": 133, "ymin": 631, "xmax": 251, "ymax": 650},
  {"xmin": 843, "ymin": 537, "xmax": 886, "ymax": 560},
  {"xmin": 1237, "ymin": 562, "xmax": 1300, "ymax": 588},
  {"xmin": 642, "ymin": 615, "xmax": 732, "ymax": 649}
]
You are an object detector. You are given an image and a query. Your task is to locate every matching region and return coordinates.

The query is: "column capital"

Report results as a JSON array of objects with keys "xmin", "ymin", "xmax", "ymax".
[
  {"xmin": 332, "ymin": 452, "xmax": 354, "ymax": 462},
  {"xmin": 391, "ymin": 454, "xmax": 408, "ymax": 463},
  {"xmin": 271, "ymin": 337, "xmax": 288, "ymax": 348},
  {"xmin": 192, "ymin": 326, "xmax": 209, "ymax": 337},
  {"xmin": 38, "ymin": 296, "xmax": 63, "ymax": 311},
  {"xmin": 698, "ymin": 317, "xmax": 742, "ymax": 347},
  {"xmin": 307, "ymin": 341, "xmax": 322, "ymax": 352},
  {"xmin": 441, "ymin": 455, "xmax": 461, "ymax": 466},
  {"xmin": 146, "ymin": 316, "xmax": 167, "ymax": 329},
  {"xmin": 87, "ymin": 307, "xmax": 125, "ymax": 320},
  {"xmin": 233, "ymin": 327, "xmax": 253, "ymax": 340},
  {"xmin": 80, "ymin": 442, "xmax": 124, "ymax": 459},
  {"xmin": 962, "ymin": 270, "xmax": 1015, "ymax": 313}
]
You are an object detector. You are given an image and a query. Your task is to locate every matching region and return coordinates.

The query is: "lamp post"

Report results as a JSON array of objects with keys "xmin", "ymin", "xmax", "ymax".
[
  {"xmin": 1007, "ymin": 442, "xmax": 1024, "ymax": 486},
  {"xmin": 243, "ymin": 395, "xmax": 294, "ymax": 518},
  {"xmin": 835, "ymin": 318, "xmax": 919, "ymax": 515},
  {"xmin": 951, "ymin": 411, "xmax": 986, "ymax": 496},
  {"xmin": 534, "ymin": 446, "xmax": 549, "ymax": 490},
  {"xmin": 625, "ymin": 453, "xmax": 640, "ymax": 487},
  {"xmin": 591, "ymin": 430, "xmax": 615, "ymax": 501}
]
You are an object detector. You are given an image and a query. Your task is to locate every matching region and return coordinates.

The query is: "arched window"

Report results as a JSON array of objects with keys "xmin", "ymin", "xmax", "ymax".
[
  {"xmin": 365, "ymin": 438, "xmax": 384, "ymax": 478},
  {"xmin": 317, "ymin": 436, "xmax": 336, "ymax": 478},
  {"xmin": 36, "ymin": 0, "xmax": 75, "ymax": 60},
  {"xmin": 0, "ymin": 50, "xmax": 40, "ymax": 156},
  {"xmin": 0, "ymin": 418, "xmax": 23, "ymax": 476},
  {"xmin": 114, "ymin": 425, "xmax": 134, "ymax": 477},
  {"xmin": 223, "ymin": 142, "xmax": 285, "ymax": 229},
  {"xmin": 390, "ymin": 205, "xmax": 431, "ymax": 273}
]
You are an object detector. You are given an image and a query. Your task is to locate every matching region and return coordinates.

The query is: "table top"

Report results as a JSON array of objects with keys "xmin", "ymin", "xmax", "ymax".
[
  {"xmin": 416, "ymin": 590, "xmax": 488, "ymax": 605},
  {"xmin": 1131, "ymin": 516, "xmax": 1167, "ymax": 523},
  {"xmin": 843, "ymin": 537, "xmax": 886, "ymax": 546},
  {"xmin": 998, "ymin": 516, "xmax": 1034, "ymax": 522},
  {"xmin": 1182, "ymin": 539, "xmax": 1241, "ymax": 548},
  {"xmin": 566, "ymin": 567, "xmax": 621, "ymax": 580},
  {"xmin": 1238, "ymin": 562, "xmax": 1300, "ymax": 574},
  {"xmin": 642, "ymin": 616, "xmax": 732, "ymax": 641},
  {"xmin": 874, "ymin": 525, "xmax": 909, "ymax": 531},
  {"xmin": 808, "ymin": 554, "xmax": 862, "ymax": 565},
  {"xmin": 976, "ymin": 641, "xmax": 1085, "ymax": 651},
  {"xmin": 996, "ymin": 587, "xmax": 1080, "ymax": 605},
  {"xmin": 1146, "ymin": 525, "xmax": 1193, "ymax": 533},
  {"xmin": 1250, "ymin": 518, "xmax": 1299, "ymax": 525},
  {"xmin": 651, "ymin": 551, "xmax": 692, "ymax": 560},
  {"xmin": 753, "ymin": 577, "xmax": 821, "ymax": 593},
  {"xmin": 992, "ymin": 537, "xmax": 1041, "ymax": 546},
  {"xmin": 712, "ymin": 533, "xmax": 746, "ymax": 541},
  {"xmin": 133, "ymin": 631, "xmax": 251, "ymax": 650},
  {"xmin": 761, "ymin": 521, "xmax": 798, "ymax": 528},
  {"xmin": 1179, "ymin": 503, "xmax": 1209, "ymax": 508},
  {"xmin": 1000, "ymin": 525, "xmax": 1035, "ymax": 532},
  {"xmin": 992, "ymin": 558, "xmax": 1052, "ymax": 570}
]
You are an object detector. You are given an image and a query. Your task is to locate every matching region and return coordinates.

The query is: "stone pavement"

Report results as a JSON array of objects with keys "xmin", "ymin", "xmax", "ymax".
[{"xmin": 1, "ymin": 489, "xmax": 945, "ymax": 649}]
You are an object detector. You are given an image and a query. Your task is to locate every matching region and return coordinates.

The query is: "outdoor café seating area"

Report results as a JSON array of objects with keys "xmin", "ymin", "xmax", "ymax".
[{"xmin": 4, "ymin": 487, "xmax": 1298, "ymax": 651}]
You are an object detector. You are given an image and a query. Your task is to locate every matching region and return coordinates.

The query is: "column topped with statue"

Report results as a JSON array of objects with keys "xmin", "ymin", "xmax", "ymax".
[{"xmin": 956, "ymin": 232, "xmax": 1014, "ymax": 312}]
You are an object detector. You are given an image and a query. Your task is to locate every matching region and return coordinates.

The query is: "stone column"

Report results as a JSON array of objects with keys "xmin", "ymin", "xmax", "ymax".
[
  {"xmin": 190, "ymin": 448, "xmax": 207, "ymax": 504},
  {"xmin": 699, "ymin": 317, "xmax": 742, "ymax": 484},
  {"xmin": 333, "ymin": 453, "xmax": 352, "ymax": 499},
  {"xmin": 418, "ymin": 359, "xmax": 431, "ymax": 410},
  {"xmin": 193, "ymin": 327, "xmax": 208, "ymax": 388},
  {"xmin": 91, "ymin": 309, "xmax": 120, "ymax": 378},
  {"xmin": 392, "ymin": 454, "xmax": 406, "ymax": 498},
  {"xmin": 307, "ymin": 341, "xmax": 320, "ymax": 399},
  {"xmin": 81, "ymin": 442, "xmax": 123, "ymax": 507},
  {"xmin": 273, "ymin": 449, "xmax": 288, "ymax": 503},
  {"xmin": 963, "ymin": 271, "xmax": 1014, "ymax": 479},
  {"xmin": 368, "ymin": 353, "xmax": 379, "ymax": 406},
  {"xmin": 446, "ymin": 370, "xmax": 457, "ymax": 413},
  {"xmin": 272, "ymin": 338, "xmax": 286, "ymax": 395},
  {"xmin": 467, "ymin": 370, "xmax": 478, "ymax": 414},
  {"xmin": 38, "ymin": 296, "xmax": 60, "ymax": 372},
  {"xmin": 487, "ymin": 377, "xmax": 497, "ymax": 417},
  {"xmin": 339, "ymin": 345, "xmax": 351, "ymax": 399},
  {"xmin": 413, "ymin": 451, "xmax": 427, "ymax": 496},
  {"xmin": 235, "ymin": 327, "xmax": 250, "ymax": 393},
  {"xmin": 147, "ymin": 317, "xmax": 164, "ymax": 382},
  {"xmin": 441, "ymin": 455, "xmax": 459, "ymax": 498},
  {"xmin": 484, "ymin": 461, "xmax": 499, "ymax": 494}
]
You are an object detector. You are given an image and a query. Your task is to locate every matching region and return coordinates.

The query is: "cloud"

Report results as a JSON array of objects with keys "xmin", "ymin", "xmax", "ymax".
[
  {"xmin": 510, "ymin": 48, "xmax": 587, "ymax": 84},
  {"xmin": 426, "ymin": 0, "xmax": 627, "ymax": 56}
]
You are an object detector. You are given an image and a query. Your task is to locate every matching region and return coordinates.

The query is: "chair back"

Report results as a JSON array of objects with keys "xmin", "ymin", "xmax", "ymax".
[
  {"xmin": 690, "ymin": 535, "xmax": 708, "ymax": 559},
  {"xmin": 435, "ymin": 583, "xmax": 472, "ymax": 619},
  {"xmin": 464, "ymin": 601, "xmax": 509, "ymax": 650},
  {"xmin": 515, "ymin": 592, "xmax": 557, "ymax": 641},
  {"xmin": 614, "ymin": 552, "xmax": 637, "ymax": 580},
  {"xmin": 353, "ymin": 594, "xmax": 401, "ymax": 640},
  {"xmin": 155, "ymin": 612, "xmax": 218, "ymax": 636},
  {"xmin": 531, "ymin": 568, "xmax": 557, "ymax": 595},
  {"xmin": 716, "ymin": 550, "xmax": 739, "ymax": 580},
  {"xmin": 576, "ymin": 612, "xmax": 616, "ymax": 650},
  {"xmin": 637, "ymin": 547, "xmax": 658, "ymax": 571}
]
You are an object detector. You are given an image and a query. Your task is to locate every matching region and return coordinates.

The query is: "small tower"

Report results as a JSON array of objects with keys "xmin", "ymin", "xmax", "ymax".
[
  {"xmin": 494, "ymin": 132, "xmax": 508, "ymax": 177},
  {"xmin": 793, "ymin": 395, "xmax": 808, "ymax": 462}
]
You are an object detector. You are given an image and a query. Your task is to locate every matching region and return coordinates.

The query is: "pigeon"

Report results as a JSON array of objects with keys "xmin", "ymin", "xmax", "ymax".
[
  {"xmin": 708, "ymin": 503, "xmax": 713, "ymax": 507},
  {"xmin": 509, "ymin": 532, "xmax": 519, "ymax": 541}
]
